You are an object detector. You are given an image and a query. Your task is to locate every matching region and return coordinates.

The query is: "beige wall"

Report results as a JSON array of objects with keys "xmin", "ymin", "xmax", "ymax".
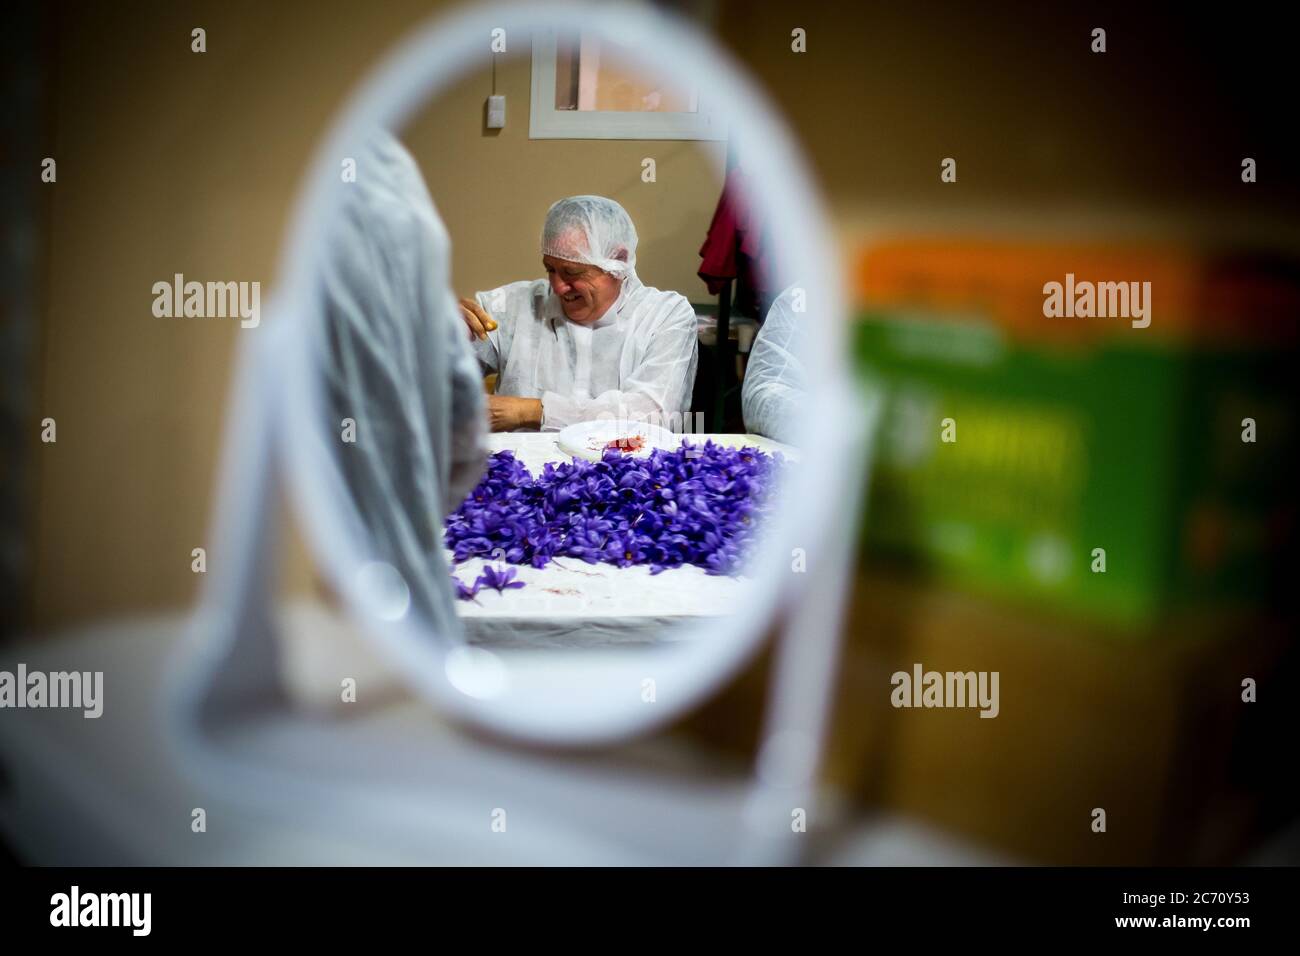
[
  {"xmin": 403, "ymin": 56, "xmax": 724, "ymax": 301},
  {"xmin": 29, "ymin": 1, "xmax": 723, "ymax": 633}
]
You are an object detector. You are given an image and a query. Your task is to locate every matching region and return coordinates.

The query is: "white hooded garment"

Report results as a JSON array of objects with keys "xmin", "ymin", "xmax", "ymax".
[
  {"xmin": 472, "ymin": 196, "xmax": 699, "ymax": 431},
  {"xmin": 317, "ymin": 131, "xmax": 488, "ymax": 636},
  {"xmin": 741, "ymin": 283, "xmax": 808, "ymax": 444}
]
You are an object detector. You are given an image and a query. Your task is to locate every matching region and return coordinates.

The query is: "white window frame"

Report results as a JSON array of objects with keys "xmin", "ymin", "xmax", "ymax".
[{"xmin": 529, "ymin": 28, "xmax": 726, "ymax": 140}]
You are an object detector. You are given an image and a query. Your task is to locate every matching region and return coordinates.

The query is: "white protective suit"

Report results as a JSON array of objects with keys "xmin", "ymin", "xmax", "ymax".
[
  {"xmin": 318, "ymin": 131, "xmax": 488, "ymax": 636},
  {"xmin": 472, "ymin": 196, "xmax": 699, "ymax": 431},
  {"xmin": 741, "ymin": 283, "xmax": 808, "ymax": 444}
]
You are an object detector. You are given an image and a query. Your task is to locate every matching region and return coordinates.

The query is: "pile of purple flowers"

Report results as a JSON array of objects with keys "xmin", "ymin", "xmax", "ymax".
[{"xmin": 446, "ymin": 441, "xmax": 783, "ymax": 594}]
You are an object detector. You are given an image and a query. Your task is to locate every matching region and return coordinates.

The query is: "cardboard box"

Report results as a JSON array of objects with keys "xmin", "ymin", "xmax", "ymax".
[{"xmin": 852, "ymin": 240, "xmax": 1298, "ymax": 626}]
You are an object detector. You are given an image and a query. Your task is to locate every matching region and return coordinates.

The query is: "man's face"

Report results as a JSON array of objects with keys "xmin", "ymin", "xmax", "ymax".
[{"xmin": 543, "ymin": 254, "xmax": 621, "ymax": 324}]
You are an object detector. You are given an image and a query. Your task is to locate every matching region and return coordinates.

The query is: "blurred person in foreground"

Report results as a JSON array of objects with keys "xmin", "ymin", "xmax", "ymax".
[{"xmin": 318, "ymin": 130, "xmax": 488, "ymax": 632}]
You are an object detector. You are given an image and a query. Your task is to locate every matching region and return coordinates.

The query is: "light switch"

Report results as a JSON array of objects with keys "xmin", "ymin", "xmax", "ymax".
[{"xmin": 487, "ymin": 94, "xmax": 506, "ymax": 129}]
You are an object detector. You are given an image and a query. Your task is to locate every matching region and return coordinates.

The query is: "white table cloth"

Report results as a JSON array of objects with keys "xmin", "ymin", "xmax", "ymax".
[{"xmin": 450, "ymin": 432, "xmax": 793, "ymax": 647}]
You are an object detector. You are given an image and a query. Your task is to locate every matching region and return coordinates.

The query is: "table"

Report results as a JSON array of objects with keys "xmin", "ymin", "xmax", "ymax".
[
  {"xmin": 0, "ymin": 608, "xmax": 1014, "ymax": 865},
  {"xmin": 451, "ymin": 432, "xmax": 794, "ymax": 648}
]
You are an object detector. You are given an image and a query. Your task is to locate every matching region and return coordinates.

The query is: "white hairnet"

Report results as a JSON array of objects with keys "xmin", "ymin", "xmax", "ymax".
[
  {"xmin": 540, "ymin": 195, "xmax": 638, "ymax": 277},
  {"xmin": 742, "ymin": 283, "xmax": 808, "ymax": 444},
  {"xmin": 317, "ymin": 131, "xmax": 488, "ymax": 635}
]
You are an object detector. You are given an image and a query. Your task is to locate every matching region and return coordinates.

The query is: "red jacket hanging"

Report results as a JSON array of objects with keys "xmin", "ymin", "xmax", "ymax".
[{"xmin": 698, "ymin": 167, "xmax": 771, "ymax": 315}]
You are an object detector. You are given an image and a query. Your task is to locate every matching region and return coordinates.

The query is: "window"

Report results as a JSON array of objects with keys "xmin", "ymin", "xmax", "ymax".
[{"xmin": 529, "ymin": 27, "xmax": 725, "ymax": 140}]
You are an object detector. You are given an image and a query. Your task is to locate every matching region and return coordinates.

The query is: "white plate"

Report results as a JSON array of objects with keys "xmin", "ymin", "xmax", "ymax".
[{"xmin": 556, "ymin": 419, "xmax": 682, "ymax": 462}]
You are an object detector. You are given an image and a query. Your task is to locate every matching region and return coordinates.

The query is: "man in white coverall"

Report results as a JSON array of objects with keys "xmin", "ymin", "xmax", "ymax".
[{"xmin": 457, "ymin": 195, "xmax": 699, "ymax": 432}]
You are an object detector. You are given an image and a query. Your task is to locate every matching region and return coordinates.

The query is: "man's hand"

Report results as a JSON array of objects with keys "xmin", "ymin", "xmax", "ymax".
[
  {"xmin": 458, "ymin": 297, "xmax": 498, "ymax": 342},
  {"xmin": 487, "ymin": 395, "xmax": 543, "ymax": 432}
]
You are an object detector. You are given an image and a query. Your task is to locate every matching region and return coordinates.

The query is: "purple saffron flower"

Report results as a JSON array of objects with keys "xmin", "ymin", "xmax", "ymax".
[
  {"xmin": 444, "ymin": 443, "xmax": 782, "ymax": 582},
  {"xmin": 476, "ymin": 564, "xmax": 526, "ymax": 593}
]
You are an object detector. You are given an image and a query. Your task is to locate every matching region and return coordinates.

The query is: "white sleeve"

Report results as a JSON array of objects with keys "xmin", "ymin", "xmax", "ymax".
[
  {"xmin": 471, "ymin": 285, "xmax": 516, "ymax": 375},
  {"xmin": 539, "ymin": 298, "xmax": 699, "ymax": 432},
  {"xmin": 742, "ymin": 288, "xmax": 807, "ymax": 443}
]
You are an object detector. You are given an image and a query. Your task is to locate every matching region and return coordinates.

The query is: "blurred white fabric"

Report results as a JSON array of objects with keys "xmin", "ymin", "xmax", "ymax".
[
  {"xmin": 742, "ymin": 283, "xmax": 809, "ymax": 444},
  {"xmin": 318, "ymin": 131, "xmax": 488, "ymax": 635}
]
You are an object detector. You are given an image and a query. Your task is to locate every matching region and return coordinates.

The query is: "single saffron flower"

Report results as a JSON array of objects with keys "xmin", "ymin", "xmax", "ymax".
[{"xmin": 476, "ymin": 564, "xmax": 526, "ymax": 593}]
